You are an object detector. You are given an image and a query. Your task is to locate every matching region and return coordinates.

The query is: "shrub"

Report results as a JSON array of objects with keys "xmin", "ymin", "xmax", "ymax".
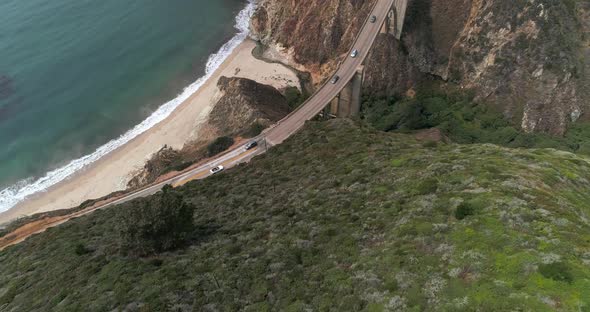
[
  {"xmin": 391, "ymin": 158, "xmax": 406, "ymax": 167},
  {"xmin": 361, "ymin": 90, "xmax": 590, "ymax": 155},
  {"xmin": 207, "ymin": 136, "xmax": 234, "ymax": 157},
  {"xmin": 455, "ymin": 202, "xmax": 475, "ymax": 220},
  {"xmin": 422, "ymin": 141, "xmax": 438, "ymax": 148},
  {"xmin": 245, "ymin": 122, "xmax": 266, "ymax": 138},
  {"xmin": 74, "ymin": 243, "xmax": 91, "ymax": 256},
  {"xmin": 415, "ymin": 178, "xmax": 438, "ymax": 195},
  {"xmin": 284, "ymin": 86, "xmax": 307, "ymax": 109},
  {"xmin": 117, "ymin": 185, "xmax": 195, "ymax": 256},
  {"xmin": 539, "ymin": 262, "xmax": 574, "ymax": 284}
]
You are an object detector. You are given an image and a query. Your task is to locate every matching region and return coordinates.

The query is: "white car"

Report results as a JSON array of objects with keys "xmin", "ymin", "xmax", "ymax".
[
  {"xmin": 210, "ymin": 165, "xmax": 224, "ymax": 174},
  {"xmin": 350, "ymin": 49, "xmax": 359, "ymax": 58}
]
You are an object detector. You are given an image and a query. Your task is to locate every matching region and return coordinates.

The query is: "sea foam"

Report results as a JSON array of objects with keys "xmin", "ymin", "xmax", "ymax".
[{"xmin": 0, "ymin": 0, "xmax": 256, "ymax": 213}]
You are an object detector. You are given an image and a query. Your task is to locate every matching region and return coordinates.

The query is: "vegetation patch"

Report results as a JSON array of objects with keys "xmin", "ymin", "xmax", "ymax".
[
  {"xmin": 455, "ymin": 201, "xmax": 475, "ymax": 220},
  {"xmin": 361, "ymin": 88, "xmax": 590, "ymax": 155},
  {"xmin": 538, "ymin": 262, "xmax": 574, "ymax": 284},
  {"xmin": 207, "ymin": 136, "xmax": 234, "ymax": 157},
  {"xmin": 284, "ymin": 86, "xmax": 308, "ymax": 109},
  {"xmin": 117, "ymin": 185, "xmax": 195, "ymax": 256},
  {"xmin": 1, "ymin": 120, "xmax": 589, "ymax": 311}
]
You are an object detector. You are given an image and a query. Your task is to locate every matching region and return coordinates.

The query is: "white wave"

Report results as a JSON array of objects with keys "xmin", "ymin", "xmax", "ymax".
[{"xmin": 0, "ymin": 0, "xmax": 256, "ymax": 213}]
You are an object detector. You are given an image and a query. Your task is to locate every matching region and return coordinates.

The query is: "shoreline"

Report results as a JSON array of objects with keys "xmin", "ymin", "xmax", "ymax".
[
  {"xmin": 0, "ymin": 0, "xmax": 257, "ymax": 216},
  {"xmin": 0, "ymin": 39, "xmax": 300, "ymax": 226}
]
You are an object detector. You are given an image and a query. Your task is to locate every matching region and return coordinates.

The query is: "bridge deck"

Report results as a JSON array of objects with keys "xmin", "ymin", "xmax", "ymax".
[{"xmin": 265, "ymin": 0, "xmax": 407, "ymax": 145}]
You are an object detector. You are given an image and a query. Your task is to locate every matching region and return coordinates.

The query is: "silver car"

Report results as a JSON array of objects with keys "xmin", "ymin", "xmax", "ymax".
[{"xmin": 350, "ymin": 49, "xmax": 359, "ymax": 58}]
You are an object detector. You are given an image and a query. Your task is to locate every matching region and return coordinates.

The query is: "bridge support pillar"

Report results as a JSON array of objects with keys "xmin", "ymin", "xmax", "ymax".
[
  {"xmin": 349, "ymin": 65, "xmax": 363, "ymax": 117},
  {"xmin": 329, "ymin": 66, "xmax": 364, "ymax": 118},
  {"xmin": 330, "ymin": 95, "xmax": 340, "ymax": 117}
]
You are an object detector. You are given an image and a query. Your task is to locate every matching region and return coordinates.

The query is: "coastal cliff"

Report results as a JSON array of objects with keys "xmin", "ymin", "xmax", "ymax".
[
  {"xmin": 251, "ymin": 0, "xmax": 590, "ymax": 135},
  {"xmin": 250, "ymin": 0, "xmax": 377, "ymax": 84},
  {"xmin": 127, "ymin": 77, "xmax": 290, "ymax": 189},
  {"xmin": 208, "ymin": 76, "xmax": 291, "ymax": 135}
]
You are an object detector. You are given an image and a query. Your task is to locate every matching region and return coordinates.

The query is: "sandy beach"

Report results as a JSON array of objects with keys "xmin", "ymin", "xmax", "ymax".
[{"xmin": 0, "ymin": 39, "xmax": 299, "ymax": 225}]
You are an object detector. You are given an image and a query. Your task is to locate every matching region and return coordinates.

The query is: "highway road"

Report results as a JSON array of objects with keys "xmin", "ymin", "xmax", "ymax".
[
  {"xmin": 89, "ymin": 0, "xmax": 397, "ymax": 211},
  {"xmin": 0, "ymin": 0, "xmax": 399, "ymax": 250},
  {"xmin": 265, "ymin": 0, "xmax": 396, "ymax": 145}
]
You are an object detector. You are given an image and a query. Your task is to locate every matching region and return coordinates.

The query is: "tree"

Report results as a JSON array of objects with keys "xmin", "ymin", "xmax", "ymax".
[{"xmin": 117, "ymin": 185, "xmax": 195, "ymax": 256}]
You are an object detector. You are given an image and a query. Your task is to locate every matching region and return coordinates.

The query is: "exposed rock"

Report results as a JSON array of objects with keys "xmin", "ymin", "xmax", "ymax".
[
  {"xmin": 414, "ymin": 128, "xmax": 450, "ymax": 143},
  {"xmin": 127, "ymin": 77, "xmax": 290, "ymax": 189},
  {"xmin": 363, "ymin": 33, "xmax": 423, "ymax": 97},
  {"xmin": 251, "ymin": 0, "xmax": 377, "ymax": 84},
  {"xmin": 251, "ymin": 0, "xmax": 589, "ymax": 135},
  {"xmin": 127, "ymin": 146, "xmax": 183, "ymax": 190},
  {"xmin": 444, "ymin": 0, "xmax": 587, "ymax": 135},
  {"xmin": 208, "ymin": 76, "xmax": 290, "ymax": 135}
]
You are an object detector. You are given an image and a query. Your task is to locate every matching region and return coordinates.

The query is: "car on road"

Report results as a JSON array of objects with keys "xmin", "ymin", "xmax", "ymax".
[
  {"xmin": 210, "ymin": 165, "xmax": 224, "ymax": 174},
  {"xmin": 245, "ymin": 141, "xmax": 258, "ymax": 150},
  {"xmin": 350, "ymin": 49, "xmax": 359, "ymax": 58},
  {"xmin": 370, "ymin": 16, "xmax": 377, "ymax": 23},
  {"xmin": 330, "ymin": 75, "xmax": 340, "ymax": 84}
]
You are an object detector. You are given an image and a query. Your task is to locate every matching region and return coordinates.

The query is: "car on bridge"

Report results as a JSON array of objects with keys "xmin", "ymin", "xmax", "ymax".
[
  {"xmin": 330, "ymin": 75, "xmax": 340, "ymax": 84},
  {"xmin": 350, "ymin": 49, "xmax": 359, "ymax": 58},
  {"xmin": 370, "ymin": 15, "xmax": 377, "ymax": 23},
  {"xmin": 210, "ymin": 165, "xmax": 224, "ymax": 174}
]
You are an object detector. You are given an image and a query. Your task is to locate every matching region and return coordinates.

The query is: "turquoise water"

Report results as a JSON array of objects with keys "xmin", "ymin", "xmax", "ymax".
[{"xmin": 0, "ymin": 0, "xmax": 251, "ymax": 211}]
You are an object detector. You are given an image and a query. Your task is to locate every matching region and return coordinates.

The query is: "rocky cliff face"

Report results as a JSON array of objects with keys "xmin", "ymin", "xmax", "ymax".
[
  {"xmin": 251, "ymin": 0, "xmax": 590, "ymax": 135},
  {"xmin": 208, "ymin": 76, "xmax": 290, "ymax": 135},
  {"xmin": 127, "ymin": 77, "xmax": 290, "ymax": 189},
  {"xmin": 251, "ymin": 0, "xmax": 377, "ymax": 83},
  {"xmin": 443, "ymin": 0, "xmax": 588, "ymax": 135}
]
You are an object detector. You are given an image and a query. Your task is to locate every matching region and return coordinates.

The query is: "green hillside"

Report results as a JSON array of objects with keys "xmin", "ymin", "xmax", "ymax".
[{"xmin": 1, "ymin": 119, "xmax": 590, "ymax": 311}]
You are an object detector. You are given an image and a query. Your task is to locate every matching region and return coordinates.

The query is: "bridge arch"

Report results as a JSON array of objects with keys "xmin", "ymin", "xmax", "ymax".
[{"xmin": 381, "ymin": 0, "xmax": 407, "ymax": 39}]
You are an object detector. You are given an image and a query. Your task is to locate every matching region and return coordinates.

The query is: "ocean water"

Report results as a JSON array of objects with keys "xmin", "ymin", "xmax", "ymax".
[{"xmin": 0, "ymin": 0, "xmax": 254, "ymax": 212}]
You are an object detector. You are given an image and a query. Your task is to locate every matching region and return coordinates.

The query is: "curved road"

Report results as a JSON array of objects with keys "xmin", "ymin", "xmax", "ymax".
[
  {"xmin": 105, "ymin": 0, "xmax": 397, "ymax": 203},
  {"xmin": 0, "ymin": 0, "xmax": 399, "ymax": 249}
]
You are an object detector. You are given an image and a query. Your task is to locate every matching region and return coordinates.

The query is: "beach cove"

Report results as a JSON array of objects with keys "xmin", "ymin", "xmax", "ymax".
[{"xmin": 0, "ymin": 3, "xmax": 300, "ymax": 225}]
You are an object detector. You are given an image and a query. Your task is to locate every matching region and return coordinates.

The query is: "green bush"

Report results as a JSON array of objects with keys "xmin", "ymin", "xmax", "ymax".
[
  {"xmin": 361, "ymin": 90, "xmax": 590, "ymax": 154},
  {"xmin": 284, "ymin": 86, "xmax": 307, "ymax": 109},
  {"xmin": 415, "ymin": 178, "xmax": 438, "ymax": 195},
  {"xmin": 539, "ymin": 262, "xmax": 574, "ymax": 284},
  {"xmin": 207, "ymin": 136, "xmax": 234, "ymax": 157},
  {"xmin": 455, "ymin": 202, "xmax": 475, "ymax": 220},
  {"xmin": 74, "ymin": 243, "xmax": 91, "ymax": 256},
  {"xmin": 391, "ymin": 158, "xmax": 407, "ymax": 167},
  {"xmin": 117, "ymin": 185, "xmax": 195, "ymax": 256},
  {"xmin": 422, "ymin": 141, "xmax": 438, "ymax": 148}
]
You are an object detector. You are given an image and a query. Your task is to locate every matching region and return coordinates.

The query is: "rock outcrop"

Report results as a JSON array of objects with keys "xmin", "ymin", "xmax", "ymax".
[
  {"xmin": 251, "ymin": 0, "xmax": 590, "ymax": 135},
  {"xmin": 251, "ymin": 0, "xmax": 377, "ymax": 83},
  {"xmin": 127, "ymin": 77, "xmax": 290, "ymax": 189},
  {"xmin": 126, "ymin": 146, "xmax": 184, "ymax": 190},
  {"xmin": 208, "ymin": 76, "xmax": 290, "ymax": 135}
]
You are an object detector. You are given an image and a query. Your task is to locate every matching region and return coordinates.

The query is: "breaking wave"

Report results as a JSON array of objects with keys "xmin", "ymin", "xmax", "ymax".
[{"xmin": 0, "ymin": 0, "xmax": 256, "ymax": 213}]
